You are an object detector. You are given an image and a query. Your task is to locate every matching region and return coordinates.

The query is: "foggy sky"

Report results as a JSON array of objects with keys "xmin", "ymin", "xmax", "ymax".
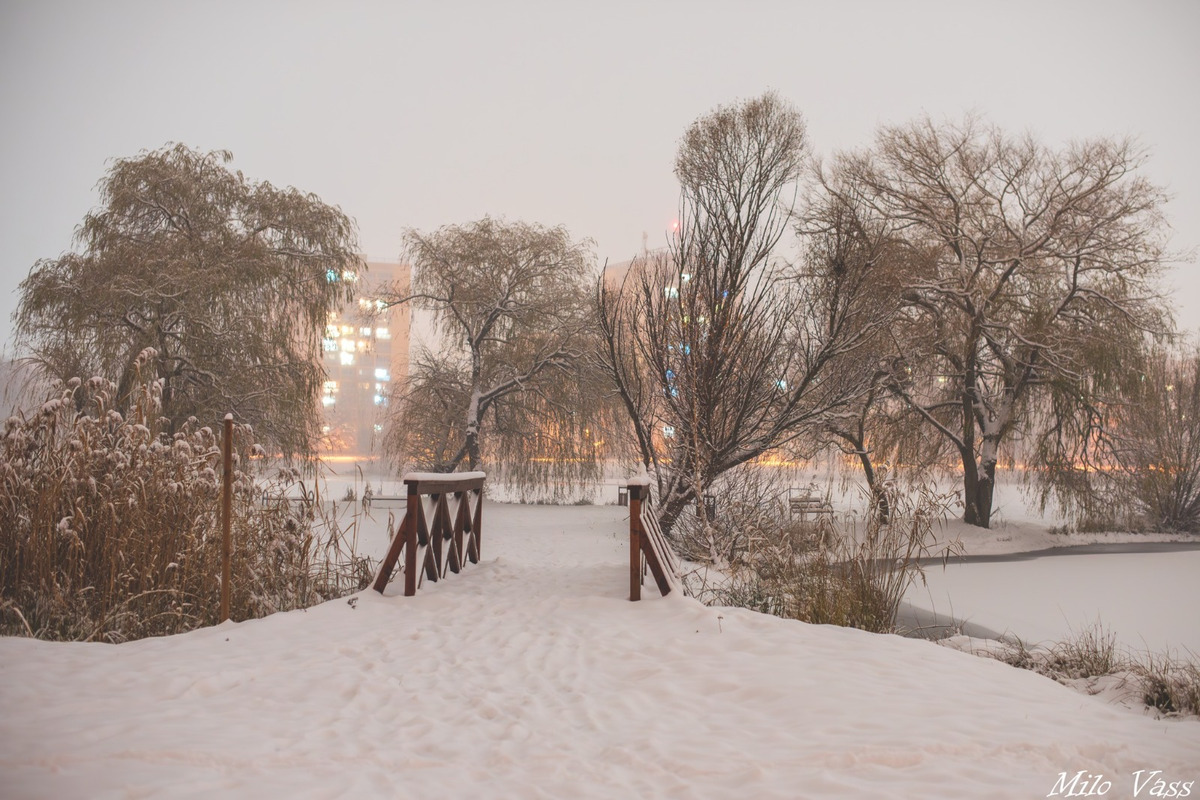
[{"xmin": 1, "ymin": 0, "xmax": 1198, "ymax": 360}]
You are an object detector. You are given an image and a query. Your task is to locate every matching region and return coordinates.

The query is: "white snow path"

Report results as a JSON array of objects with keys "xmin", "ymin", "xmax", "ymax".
[{"xmin": 2, "ymin": 502, "xmax": 1198, "ymax": 799}]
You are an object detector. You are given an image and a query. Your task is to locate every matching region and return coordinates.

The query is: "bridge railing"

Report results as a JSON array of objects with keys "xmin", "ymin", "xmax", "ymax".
[
  {"xmin": 625, "ymin": 480, "xmax": 682, "ymax": 600},
  {"xmin": 371, "ymin": 472, "xmax": 485, "ymax": 596}
]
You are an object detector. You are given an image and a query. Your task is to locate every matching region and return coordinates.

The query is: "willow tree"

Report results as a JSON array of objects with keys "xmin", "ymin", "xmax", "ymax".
[
  {"xmin": 383, "ymin": 218, "xmax": 609, "ymax": 498},
  {"xmin": 14, "ymin": 144, "xmax": 362, "ymax": 456},
  {"xmin": 599, "ymin": 93, "xmax": 890, "ymax": 533},
  {"xmin": 838, "ymin": 117, "xmax": 1171, "ymax": 528}
]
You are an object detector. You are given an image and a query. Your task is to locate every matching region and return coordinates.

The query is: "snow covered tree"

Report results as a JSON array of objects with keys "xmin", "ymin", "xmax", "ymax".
[
  {"xmin": 14, "ymin": 144, "xmax": 362, "ymax": 457},
  {"xmin": 383, "ymin": 218, "xmax": 607, "ymax": 494},
  {"xmin": 837, "ymin": 117, "xmax": 1171, "ymax": 528},
  {"xmin": 599, "ymin": 93, "xmax": 890, "ymax": 533}
]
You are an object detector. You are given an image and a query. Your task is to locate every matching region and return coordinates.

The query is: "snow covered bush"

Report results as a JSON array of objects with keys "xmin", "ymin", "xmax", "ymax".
[
  {"xmin": 688, "ymin": 478, "xmax": 957, "ymax": 633},
  {"xmin": 0, "ymin": 365, "xmax": 372, "ymax": 642}
]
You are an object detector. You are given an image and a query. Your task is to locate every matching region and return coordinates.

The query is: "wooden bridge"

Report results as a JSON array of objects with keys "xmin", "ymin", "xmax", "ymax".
[{"xmin": 371, "ymin": 472, "xmax": 683, "ymax": 601}]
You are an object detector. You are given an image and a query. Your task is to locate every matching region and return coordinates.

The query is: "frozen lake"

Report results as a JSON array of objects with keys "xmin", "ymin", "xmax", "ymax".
[{"xmin": 907, "ymin": 547, "xmax": 1200, "ymax": 654}]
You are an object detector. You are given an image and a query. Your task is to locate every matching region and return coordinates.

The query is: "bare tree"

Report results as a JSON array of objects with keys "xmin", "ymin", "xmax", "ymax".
[
  {"xmin": 599, "ymin": 93, "xmax": 889, "ymax": 533},
  {"xmin": 837, "ymin": 117, "xmax": 1172, "ymax": 528},
  {"xmin": 1112, "ymin": 344, "xmax": 1200, "ymax": 531},
  {"xmin": 14, "ymin": 144, "xmax": 362, "ymax": 457},
  {"xmin": 799, "ymin": 180, "xmax": 913, "ymax": 522},
  {"xmin": 383, "ymin": 218, "xmax": 606, "ymax": 494},
  {"xmin": 1037, "ymin": 342, "xmax": 1200, "ymax": 532}
]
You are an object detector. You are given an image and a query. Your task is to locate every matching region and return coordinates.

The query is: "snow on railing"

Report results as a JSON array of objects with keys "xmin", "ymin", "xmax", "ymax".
[
  {"xmin": 624, "ymin": 481, "xmax": 682, "ymax": 600},
  {"xmin": 371, "ymin": 472, "xmax": 485, "ymax": 596}
]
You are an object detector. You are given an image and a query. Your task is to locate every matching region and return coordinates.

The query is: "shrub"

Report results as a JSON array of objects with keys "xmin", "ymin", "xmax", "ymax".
[
  {"xmin": 0, "ymin": 363, "xmax": 371, "ymax": 642},
  {"xmin": 685, "ymin": 476, "xmax": 959, "ymax": 633}
]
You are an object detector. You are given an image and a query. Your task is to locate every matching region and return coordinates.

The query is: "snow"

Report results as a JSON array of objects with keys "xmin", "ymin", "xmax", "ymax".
[
  {"xmin": 401, "ymin": 470, "xmax": 487, "ymax": 483},
  {"xmin": 2, "ymin": 502, "xmax": 1198, "ymax": 799}
]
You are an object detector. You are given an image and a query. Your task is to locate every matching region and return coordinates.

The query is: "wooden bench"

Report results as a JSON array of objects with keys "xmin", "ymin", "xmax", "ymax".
[{"xmin": 788, "ymin": 486, "xmax": 832, "ymax": 522}]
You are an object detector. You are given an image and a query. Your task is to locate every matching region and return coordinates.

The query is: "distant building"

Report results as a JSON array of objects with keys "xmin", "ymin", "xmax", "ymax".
[{"xmin": 319, "ymin": 260, "xmax": 411, "ymax": 463}]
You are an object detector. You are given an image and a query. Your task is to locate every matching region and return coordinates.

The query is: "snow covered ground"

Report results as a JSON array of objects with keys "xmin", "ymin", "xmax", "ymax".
[{"xmin": 2, "ymin": 502, "xmax": 1198, "ymax": 799}]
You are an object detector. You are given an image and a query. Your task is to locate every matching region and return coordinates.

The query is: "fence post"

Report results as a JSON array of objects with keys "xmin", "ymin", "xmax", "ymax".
[
  {"xmin": 220, "ymin": 414, "xmax": 233, "ymax": 622},
  {"xmin": 629, "ymin": 484, "xmax": 642, "ymax": 601},
  {"xmin": 403, "ymin": 480, "xmax": 420, "ymax": 597}
]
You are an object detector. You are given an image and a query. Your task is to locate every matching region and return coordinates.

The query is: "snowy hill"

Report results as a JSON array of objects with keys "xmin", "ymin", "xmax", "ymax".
[{"xmin": 2, "ymin": 503, "xmax": 1197, "ymax": 798}]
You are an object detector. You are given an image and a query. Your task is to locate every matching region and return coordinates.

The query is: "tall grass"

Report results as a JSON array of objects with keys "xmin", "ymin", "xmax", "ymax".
[
  {"xmin": 1, "ymin": 365, "xmax": 372, "ymax": 643},
  {"xmin": 949, "ymin": 622, "xmax": 1200, "ymax": 718}
]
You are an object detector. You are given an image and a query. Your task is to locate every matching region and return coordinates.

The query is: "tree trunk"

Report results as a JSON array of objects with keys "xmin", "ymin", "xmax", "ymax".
[
  {"xmin": 961, "ymin": 451, "xmax": 996, "ymax": 528},
  {"xmin": 856, "ymin": 449, "xmax": 890, "ymax": 525},
  {"xmin": 656, "ymin": 483, "xmax": 695, "ymax": 537},
  {"xmin": 465, "ymin": 429, "xmax": 481, "ymax": 471}
]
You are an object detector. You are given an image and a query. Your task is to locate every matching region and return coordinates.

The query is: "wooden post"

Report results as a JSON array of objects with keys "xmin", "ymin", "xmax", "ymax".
[
  {"xmin": 220, "ymin": 414, "xmax": 233, "ymax": 622},
  {"xmin": 403, "ymin": 481, "xmax": 420, "ymax": 597},
  {"xmin": 629, "ymin": 484, "xmax": 642, "ymax": 601}
]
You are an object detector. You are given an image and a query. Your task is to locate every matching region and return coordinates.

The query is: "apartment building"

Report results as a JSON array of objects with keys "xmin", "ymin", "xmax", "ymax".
[{"xmin": 319, "ymin": 259, "xmax": 411, "ymax": 463}]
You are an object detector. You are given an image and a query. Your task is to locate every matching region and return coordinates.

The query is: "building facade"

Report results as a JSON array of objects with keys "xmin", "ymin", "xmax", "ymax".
[{"xmin": 319, "ymin": 259, "xmax": 411, "ymax": 463}]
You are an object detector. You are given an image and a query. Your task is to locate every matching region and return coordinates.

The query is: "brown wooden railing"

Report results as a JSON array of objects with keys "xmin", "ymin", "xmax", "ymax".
[
  {"xmin": 371, "ymin": 472, "xmax": 485, "ymax": 596},
  {"xmin": 625, "ymin": 481, "xmax": 682, "ymax": 600}
]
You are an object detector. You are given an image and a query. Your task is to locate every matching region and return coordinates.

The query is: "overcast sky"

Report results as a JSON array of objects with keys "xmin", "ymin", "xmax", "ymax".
[{"xmin": 1, "ymin": 0, "xmax": 1197, "ymax": 359}]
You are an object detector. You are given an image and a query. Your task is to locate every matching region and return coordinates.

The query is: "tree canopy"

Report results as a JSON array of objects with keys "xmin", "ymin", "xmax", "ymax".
[
  {"xmin": 384, "ymin": 217, "xmax": 607, "ymax": 496},
  {"xmin": 15, "ymin": 144, "xmax": 363, "ymax": 457},
  {"xmin": 600, "ymin": 93, "xmax": 891, "ymax": 533},
  {"xmin": 832, "ymin": 117, "xmax": 1171, "ymax": 527}
]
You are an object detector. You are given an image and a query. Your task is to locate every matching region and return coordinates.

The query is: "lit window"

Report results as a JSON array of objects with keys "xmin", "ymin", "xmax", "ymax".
[
  {"xmin": 681, "ymin": 273, "xmax": 692, "ymax": 282},
  {"xmin": 663, "ymin": 425, "xmax": 676, "ymax": 438},
  {"xmin": 374, "ymin": 368, "xmax": 390, "ymax": 381},
  {"xmin": 373, "ymin": 394, "xmax": 384, "ymax": 406},
  {"xmin": 341, "ymin": 338, "xmax": 355, "ymax": 353},
  {"xmin": 340, "ymin": 352, "xmax": 354, "ymax": 366},
  {"xmin": 356, "ymin": 339, "xmax": 368, "ymax": 351},
  {"xmin": 664, "ymin": 287, "xmax": 679, "ymax": 299},
  {"xmin": 373, "ymin": 424, "xmax": 383, "ymax": 433},
  {"xmin": 323, "ymin": 380, "xmax": 338, "ymax": 393},
  {"xmin": 321, "ymin": 396, "xmax": 335, "ymax": 407},
  {"xmin": 360, "ymin": 327, "xmax": 372, "ymax": 337},
  {"xmin": 326, "ymin": 270, "xmax": 338, "ymax": 283},
  {"xmin": 777, "ymin": 379, "xmax": 787, "ymax": 391},
  {"xmin": 376, "ymin": 327, "xmax": 390, "ymax": 340},
  {"xmin": 325, "ymin": 324, "xmax": 339, "ymax": 338},
  {"xmin": 341, "ymin": 325, "xmax": 353, "ymax": 335},
  {"xmin": 322, "ymin": 338, "xmax": 338, "ymax": 352}
]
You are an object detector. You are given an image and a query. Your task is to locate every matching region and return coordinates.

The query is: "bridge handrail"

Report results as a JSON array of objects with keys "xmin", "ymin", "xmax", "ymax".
[
  {"xmin": 371, "ymin": 472, "xmax": 485, "ymax": 596},
  {"xmin": 625, "ymin": 480, "xmax": 682, "ymax": 600}
]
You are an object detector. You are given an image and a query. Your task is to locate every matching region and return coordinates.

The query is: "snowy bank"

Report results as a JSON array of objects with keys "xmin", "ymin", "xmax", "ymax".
[{"xmin": 2, "ymin": 503, "xmax": 1197, "ymax": 798}]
